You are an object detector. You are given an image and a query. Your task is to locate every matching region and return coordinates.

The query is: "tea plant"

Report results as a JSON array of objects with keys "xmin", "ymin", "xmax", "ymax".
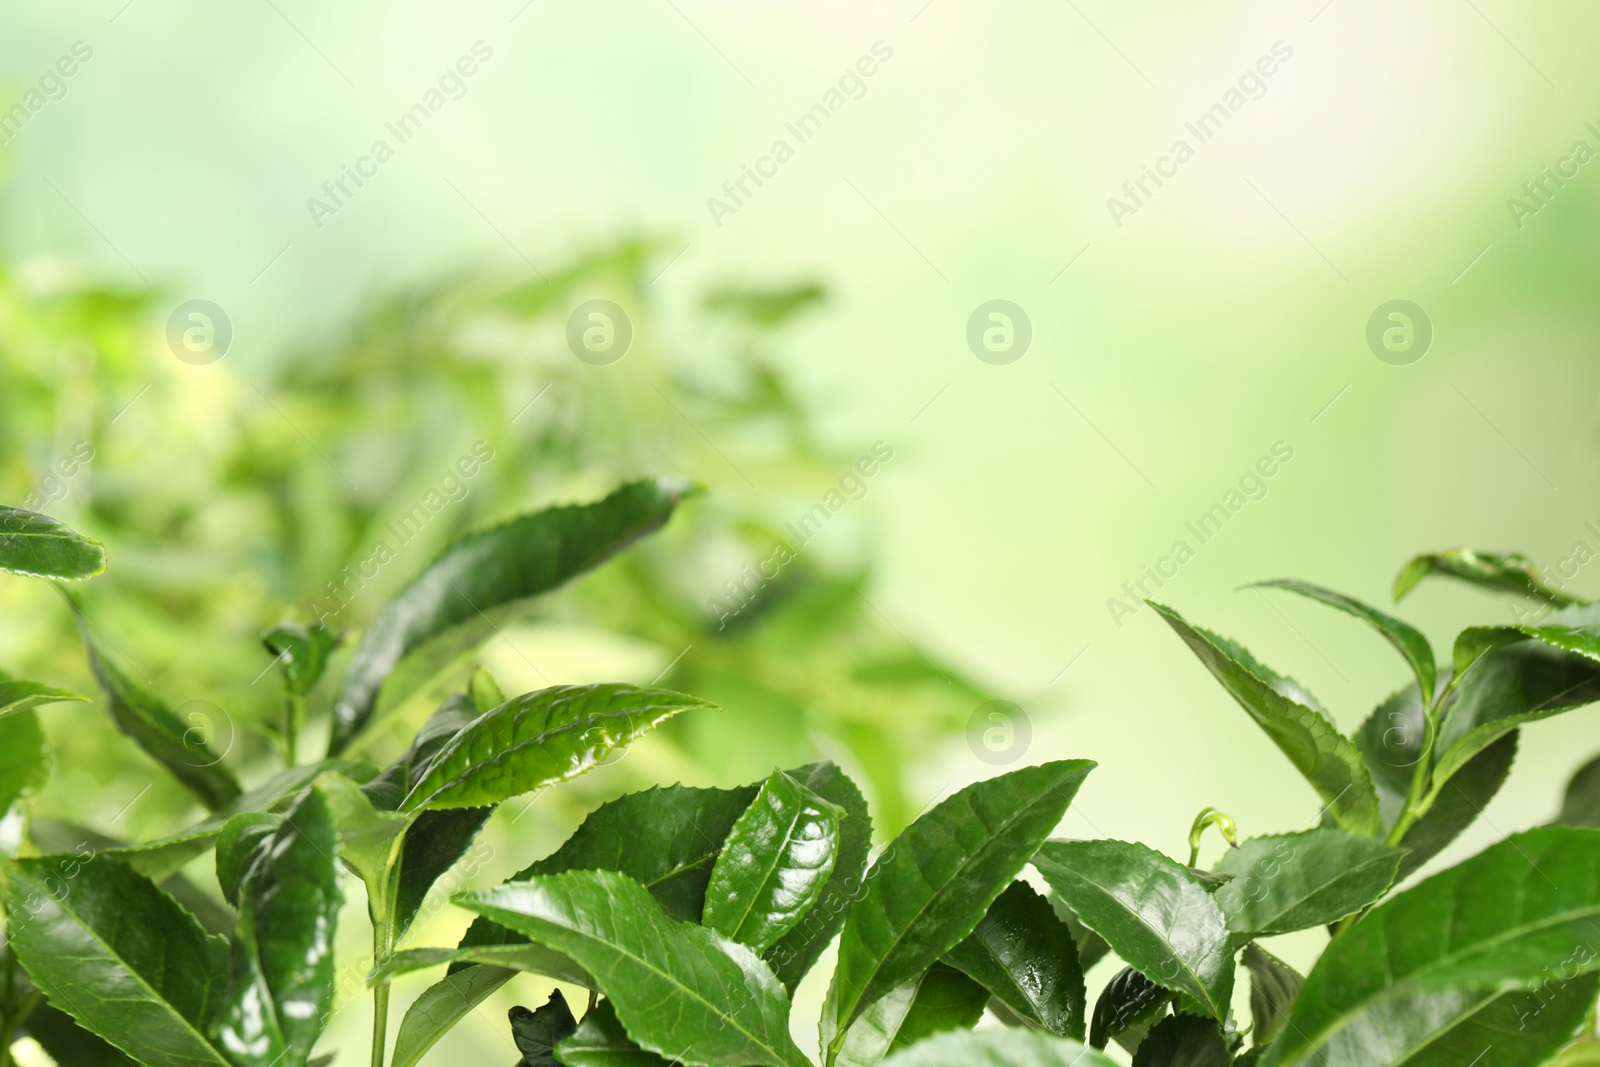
[{"xmin": 3, "ymin": 485, "xmax": 1600, "ymax": 1066}]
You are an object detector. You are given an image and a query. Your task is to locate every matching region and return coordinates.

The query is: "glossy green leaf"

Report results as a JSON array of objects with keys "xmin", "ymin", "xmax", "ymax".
[
  {"xmin": 1033, "ymin": 839, "xmax": 1234, "ymax": 1022},
  {"xmin": 0, "ymin": 668, "xmax": 88, "ymax": 720},
  {"xmin": 1089, "ymin": 967, "xmax": 1172, "ymax": 1051},
  {"xmin": 944, "ymin": 881, "xmax": 1085, "ymax": 1039},
  {"xmin": 261, "ymin": 621, "xmax": 337, "ymax": 696},
  {"xmin": 1131, "ymin": 1015, "xmax": 1229, "ymax": 1067},
  {"xmin": 19, "ymin": 1000, "xmax": 135, "ymax": 1067},
  {"xmin": 0, "ymin": 506, "xmax": 105, "ymax": 580},
  {"xmin": 820, "ymin": 760, "xmax": 1095, "ymax": 1063},
  {"xmin": 703, "ymin": 768, "xmax": 843, "ymax": 953},
  {"xmin": 1394, "ymin": 547, "xmax": 1584, "ymax": 606},
  {"xmin": 77, "ymin": 623, "xmax": 242, "ymax": 810},
  {"xmin": 837, "ymin": 963, "xmax": 988, "ymax": 1067},
  {"xmin": 1256, "ymin": 578, "xmax": 1436, "ymax": 704},
  {"xmin": 212, "ymin": 788, "xmax": 343, "ymax": 1067},
  {"xmin": 395, "ymin": 806, "xmax": 494, "ymax": 934},
  {"xmin": 370, "ymin": 943, "xmax": 591, "ymax": 987},
  {"xmin": 555, "ymin": 1000, "xmax": 675, "ymax": 1067},
  {"xmin": 1212, "ymin": 829, "xmax": 1401, "ymax": 936},
  {"xmin": 390, "ymin": 962, "xmax": 520, "ymax": 1067},
  {"xmin": 510, "ymin": 990, "xmax": 579, "ymax": 1067},
  {"xmin": 1364, "ymin": 976, "xmax": 1599, "ymax": 1067},
  {"xmin": 361, "ymin": 692, "xmax": 480, "ymax": 811},
  {"xmin": 456, "ymin": 869, "xmax": 810, "ymax": 1067},
  {"xmin": 876, "ymin": 1027, "xmax": 1121, "ymax": 1067},
  {"xmin": 1556, "ymin": 752, "xmax": 1600, "ymax": 827},
  {"xmin": 8, "ymin": 853, "xmax": 232, "ymax": 1066},
  {"xmin": 214, "ymin": 811, "xmax": 280, "ymax": 906},
  {"xmin": 0, "ymin": 708, "xmax": 47, "ymax": 816},
  {"xmin": 764, "ymin": 761, "xmax": 873, "ymax": 991},
  {"xmin": 400, "ymin": 684, "xmax": 714, "ymax": 812},
  {"xmin": 1264, "ymin": 826, "xmax": 1600, "ymax": 1066},
  {"xmin": 1241, "ymin": 944, "xmax": 1303, "ymax": 1047},
  {"xmin": 1152, "ymin": 602, "xmax": 1380, "ymax": 836},
  {"xmin": 328, "ymin": 477, "xmax": 697, "ymax": 754}
]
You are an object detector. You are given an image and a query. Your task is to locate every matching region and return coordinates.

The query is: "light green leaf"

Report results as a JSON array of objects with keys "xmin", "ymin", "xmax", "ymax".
[
  {"xmin": 0, "ymin": 668, "xmax": 88, "ymax": 720},
  {"xmin": 0, "ymin": 506, "xmax": 105, "ymax": 580},
  {"xmin": 703, "ymin": 768, "xmax": 843, "ymax": 953},
  {"xmin": 1264, "ymin": 826, "xmax": 1600, "ymax": 1066},
  {"xmin": 1212, "ymin": 829, "xmax": 1401, "ymax": 936},
  {"xmin": 1241, "ymin": 944, "xmax": 1303, "ymax": 1048},
  {"xmin": 400, "ymin": 684, "xmax": 714, "ymax": 812},
  {"xmin": 369, "ymin": 944, "xmax": 591, "ymax": 989},
  {"xmin": 328, "ymin": 477, "xmax": 697, "ymax": 755},
  {"xmin": 820, "ymin": 760, "xmax": 1095, "ymax": 1064},
  {"xmin": 876, "ymin": 1027, "xmax": 1120, "ymax": 1067},
  {"xmin": 944, "ymin": 881, "xmax": 1085, "ymax": 1039},
  {"xmin": 0, "ymin": 709, "xmax": 48, "ymax": 816},
  {"xmin": 837, "ymin": 963, "xmax": 988, "ymax": 1067},
  {"xmin": 1394, "ymin": 547, "xmax": 1584, "ymax": 606},
  {"xmin": 7, "ymin": 854, "xmax": 232, "ymax": 1066},
  {"xmin": 1151, "ymin": 602, "xmax": 1380, "ymax": 836},
  {"xmin": 261, "ymin": 622, "xmax": 337, "ymax": 696},
  {"xmin": 1255, "ymin": 579, "xmax": 1436, "ymax": 704},
  {"xmin": 1033, "ymin": 839, "xmax": 1233, "ymax": 1023},
  {"xmin": 456, "ymin": 869, "xmax": 810, "ymax": 1067},
  {"xmin": 390, "ymin": 963, "xmax": 519, "ymax": 1067}
]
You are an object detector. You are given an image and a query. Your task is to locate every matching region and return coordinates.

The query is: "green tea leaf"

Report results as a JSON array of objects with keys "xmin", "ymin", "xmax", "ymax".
[
  {"xmin": 389, "ymin": 962, "xmax": 520, "ymax": 1067},
  {"xmin": 0, "ymin": 708, "xmax": 47, "ymax": 816},
  {"xmin": 510, "ymin": 990, "xmax": 579, "ymax": 1067},
  {"xmin": 703, "ymin": 768, "xmax": 843, "ymax": 953},
  {"xmin": 214, "ymin": 811, "xmax": 280, "ymax": 906},
  {"xmin": 7, "ymin": 853, "xmax": 233, "ymax": 1066},
  {"xmin": 1263, "ymin": 826, "xmax": 1600, "ymax": 1066},
  {"xmin": 469, "ymin": 664, "xmax": 506, "ymax": 712},
  {"xmin": 1048, "ymin": 895, "xmax": 1111, "ymax": 972},
  {"xmin": 1089, "ymin": 967, "xmax": 1172, "ymax": 1052},
  {"xmin": 361, "ymin": 692, "xmax": 480, "ymax": 811},
  {"xmin": 77, "ymin": 623, "xmax": 242, "ymax": 810},
  {"xmin": 0, "ymin": 506, "xmax": 105, "ymax": 580},
  {"xmin": 1255, "ymin": 579, "xmax": 1436, "ymax": 703},
  {"xmin": 395, "ymin": 805, "xmax": 494, "ymax": 935},
  {"xmin": 212, "ymin": 788, "xmax": 343, "ymax": 1067},
  {"xmin": 876, "ymin": 1027, "xmax": 1120, "ymax": 1067},
  {"xmin": 456, "ymin": 869, "xmax": 810, "ymax": 1067},
  {"xmin": 0, "ymin": 668, "xmax": 88, "ymax": 720},
  {"xmin": 1151, "ymin": 602, "xmax": 1380, "ymax": 836},
  {"xmin": 820, "ymin": 760, "xmax": 1095, "ymax": 1063},
  {"xmin": 328, "ymin": 477, "xmax": 697, "ymax": 754},
  {"xmin": 261, "ymin": 621, "xmax": 337, "ymax": 696},
  {"xmin": 837, "ymin": 963, "xmax": 988, "ymax": 1067},
  {"xmin": 1360, "ymin": 976, "xmax": 1598, "ymax": 1067},
  {"xmin": 944, "ymin": 881, "xmax": 1085, "ymax": 1039},
  {"xmin": 1212, "ymin": 829, "xmax": 1401, "ymax": 936},
  {"xmin": 1130, "ymin": 1015, "xmax": 1230, "ymax": 1067},
  {"xmin": 1033, "ymin": 839, "xmax": 1233, "ymax": 1023},
  {"xmin": 1241, "ymin": 944, "xmax": 1303, "ymax": 1048},
  {"xmin": 1394, "ymin": 547, "xmax": 1583, "ymax": 606},
  {"xmin": 19, "ymin": 1000, "xmax": 137, "ymax": 1067},
  {"xmin": 370, "ymin": 944, "xmax": 591, "ymax": 987},
  {"xmin": 555, "ymin": 1000, "xmax": 675, "ymax": 1067},
  {"xmin": 400, "ymin": 684, "xmax": 714, "ymax": 812},
  {"xmin": 1556, "ymin": 751, "xmax": 1600, "ymax": 827},
  {"xmin": 764, "ymin": 761, "xmax": 873, "ymax": 991}
]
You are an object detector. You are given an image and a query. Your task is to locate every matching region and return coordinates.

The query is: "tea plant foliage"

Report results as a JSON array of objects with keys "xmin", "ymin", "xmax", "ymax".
[{"xmin": 5, "ymin": 501, "xmax": 1600, "ymax": 1066}]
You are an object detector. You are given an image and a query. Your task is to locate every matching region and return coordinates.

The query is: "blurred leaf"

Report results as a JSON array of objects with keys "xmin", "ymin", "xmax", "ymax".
[
  {"xmin": 1394, "ymin": 547, "xmax": 1584, "ymax": 605},
  {"xmin": 0, "ymin": 708, "xmax": 47, "ymax": 815},
  {"xmin": 705, "ymin": 283, "xmax": 825, "ymax": 326},
  {"xmin": 261, "ymin": 621, "xmax": 337, "ymax": 696},
  {"xmin": 0, "ymin": 505, "xmax": 105, "ymax": 580},
  {"xmin": 0, "ymin": 668, "xmax": 88, "ymax": 720}
]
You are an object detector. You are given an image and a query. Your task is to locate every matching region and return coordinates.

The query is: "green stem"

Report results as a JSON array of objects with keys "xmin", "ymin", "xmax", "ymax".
[
  {"xmin": 370, "ymin": 852, "xmax": 403, "ymax": 1067},
  {"xmin": 370, "ymin": 980, "xmax": 391, "ymax": 1067},
  {"xmin": 0, "ymin": 991, "xmax": 40, "ymax": 1067},
  {"xmin": 285, "ymin": 693, "xmax": 305, "ymax": 768}
]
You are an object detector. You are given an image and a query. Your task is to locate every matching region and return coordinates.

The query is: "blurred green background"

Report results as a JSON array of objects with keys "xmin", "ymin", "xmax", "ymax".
[{"xmin": 4, "ymin": 0, "xmax": 1600, "ymax": 1061}]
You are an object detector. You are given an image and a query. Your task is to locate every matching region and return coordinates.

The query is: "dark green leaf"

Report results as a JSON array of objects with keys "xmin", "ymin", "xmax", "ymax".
[
  {"xmin": 0, "ymin": 668, "xmax": 88, "ymax": 720},
  {"xmin": 390, "ymin": 963, "xmax": 520, "ymax": 1067},
  {"xmin": 400, "ymin": 684, "xmax": 714, "ymax": 812},
  {"xmin": 1355, "ymin": 680, "xmax": 1431, "ymax": 834},
  {"xmin": 837, "ymin": 963, "xmax": 988, "ymax": 1067},
  {"xmin": 1263, "ymin": 826, "xmax": 1600, "ymax": 1066},
  {"xmin": 1241, "ymin": 944, "xmax": 1303, "ymax": 1047},
  {"xmin": 1151, "ymin": 603, "xmax": 1380, "ymax": 836},
  {"xmin": 820, "ymin": 760, "xmax": 1095, "ymax": 1063},
  {"xmin": 1131, "ymin": 1015, "xmax": 1230, "ymax": 1067},
  {"xmin": 703, "ymin": 769, "xmax": 843, "ymax": 953},
  {"xmin": 8, "ymin": 853, "xmax": 232, "ymax": 1066},
  {"xmin": 395, "ymin": 806, "xmax": 494, "ymax": 935},
  {"xmin": 362, "ymin": 692, "xmax": 480, "ymax": 811},
  {"xmin": 1556, "ymin": 752, "xmax": 1600, "ymax": 827},
  {"xmin": 456, "ymin": 869, "xmax": 810, "ymax": 1067},
  {"xmin": 0, "ymin": 709, "xmax": 47, "ymax": 816},
  {"xmin": 0, "ymin": 506, "xmax": 105, "ymax": 580},
  {"xmin": 1394, "ymin": 547, "xmax": 1583, "ymax": 606},
  {"xmin": 261, "ymin": 622, "xmax": 337, "ymax": 696},
  {"xmin": 1255, "ymin": 578, "xmax": 1436, "ymax": 703},
  {"xmin": 555, "ymin": 1000, "xmax": 674, "ymax": 1067},
  {"xmin": 1212, "ymin": 829, "xmax": 1401, "ymax": 936},
  {"xmin": 764, "ymin": 761, "xmax": 873, "ymax": 991},
  {"xmin": 510, "ymin": 990, "xmax": 579, "ymax": 1067},
  {"xmin": 875, "ymin": 1028, "xmax": 1120, "ymax": 1067},
  {"xmin": 1034, "ymin": 839, "xmax": 1234, "ymax": 1023},
  {"xmin": 212, "ymin": 789, "xmax": 343, "ymax": 1067},
  {"xmin": 944, "ymin": 881, "xmax": 1085, "ymax": 1039},
  {"xmin": 328, "ymin": 478, "xmax": 697, "ymax": 754},
  {"xmin": 1090, "ymin": 967, "xmax": 1172, "ymax": 1051},
  {"xmin": 1048, "ymin": 895, "xmax": 1110, "ymax": 972},
  {"xmin": 19, "ymin": 1000, "xmax": 134, "ymax": 1067},
  {"xmin": 214, "ymin": 811, "xmax": 280, "ymax": 907},
  {"xmin": 77, "ymin": 622, "xmax": 242, "ymax": 810}
]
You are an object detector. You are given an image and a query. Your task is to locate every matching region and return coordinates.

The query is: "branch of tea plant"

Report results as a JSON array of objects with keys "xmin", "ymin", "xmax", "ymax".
[
  {"xmin": 1387, "ymin": 659, "xmax": 1476, "ymax": 847},
  {"xmin": 371, "ymin": 860, "xmax": 404, "ymax": 1067}
]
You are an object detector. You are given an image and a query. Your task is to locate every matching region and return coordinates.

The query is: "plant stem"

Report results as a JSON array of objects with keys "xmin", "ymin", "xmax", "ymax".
[
  {"xmin": 370, "ymin": 859, "xmax": 402, "ymax": 1067},
  {"xmin": 370, "ymin": 980, "xmax": 391, "ymax": 1067},
  {"xmin": 285, "ymin": 693, "xmax": 305, "ymax": 768}
]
